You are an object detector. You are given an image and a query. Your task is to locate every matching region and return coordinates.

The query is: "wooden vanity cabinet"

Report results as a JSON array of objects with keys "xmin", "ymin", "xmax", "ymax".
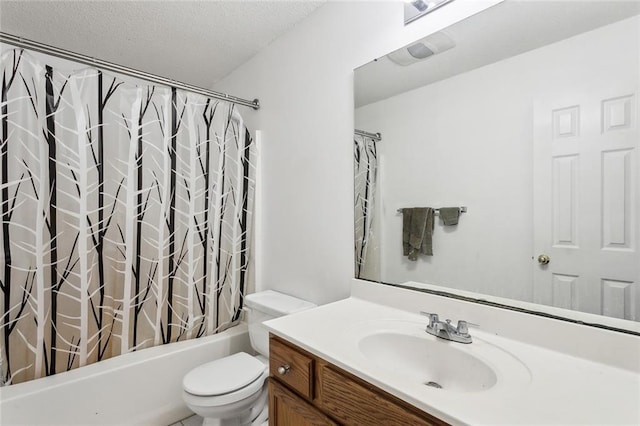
[{"xmin": 268, "ymin": 334, "xmax": 448, "ymax": 426}]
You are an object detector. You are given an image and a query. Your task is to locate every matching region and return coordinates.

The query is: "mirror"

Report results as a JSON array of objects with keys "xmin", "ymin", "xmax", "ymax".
[
  {"xmin": 354, "ymin": 0, "xmax": 640, "ymax": 330},
  {"xmin": 404, "ymin": 0, "xmax": 456, "ymax": 25}
]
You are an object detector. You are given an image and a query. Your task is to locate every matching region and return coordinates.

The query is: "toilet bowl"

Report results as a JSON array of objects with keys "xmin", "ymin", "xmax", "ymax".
[{"xmin": 182, "ymin": 291, "xmax": 315, "ymax": 426}]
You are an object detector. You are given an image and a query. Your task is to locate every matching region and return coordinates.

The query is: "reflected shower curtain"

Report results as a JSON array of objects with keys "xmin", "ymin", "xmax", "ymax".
[
  {"xmin": 354, "ymin": 134, "xmax": 378, "ymax": 279},
  {"xmin": 0, "ymin": 48, "xmax": 255, "ymax": 385}
]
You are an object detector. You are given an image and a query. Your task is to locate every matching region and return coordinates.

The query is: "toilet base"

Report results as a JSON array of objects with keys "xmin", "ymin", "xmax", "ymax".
[{"xmin": 190, "ymin": 382, "xmax": 268, "ymax": 426}]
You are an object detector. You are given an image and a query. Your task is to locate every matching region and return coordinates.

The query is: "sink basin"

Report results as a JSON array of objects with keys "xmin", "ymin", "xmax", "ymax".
[
  {"xmin": 359, "ymin": 332, "xmax": 497, "ymax": 392},
  {"xmin": 343, "ymin": 319, "xmax": 531, "ymax": 393}
]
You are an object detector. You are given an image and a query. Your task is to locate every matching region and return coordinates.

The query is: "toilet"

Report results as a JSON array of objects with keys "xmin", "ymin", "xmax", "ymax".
[{"xmin": 182, "ymin": 290, "xmax": 316, "ymax": 426}]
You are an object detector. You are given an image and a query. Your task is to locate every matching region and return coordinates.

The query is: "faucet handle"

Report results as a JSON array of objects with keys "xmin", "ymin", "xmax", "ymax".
[
  {"xmin": 456, "ymin": 320, "xmax": 479, "ymax": 335},
  {"xmin": 419, "ymin": 311, "xmax": 439, "ymax": 327}
]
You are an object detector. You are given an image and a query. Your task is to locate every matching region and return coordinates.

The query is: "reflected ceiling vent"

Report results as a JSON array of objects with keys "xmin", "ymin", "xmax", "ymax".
[{"xmin": 387, "ymin": 32, "xmax": 455, "ymax": 66}]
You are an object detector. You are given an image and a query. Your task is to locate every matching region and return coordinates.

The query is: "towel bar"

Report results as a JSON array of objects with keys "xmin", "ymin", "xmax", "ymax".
[{"xmin": 397, "ymin": 206, "xmax": 467, "ymax": 214}]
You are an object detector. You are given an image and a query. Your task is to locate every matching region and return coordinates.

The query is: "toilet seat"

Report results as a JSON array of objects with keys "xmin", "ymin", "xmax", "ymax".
[{"xmin": 183, "ymin": 352, "xmax": 268, "ymax": 407}]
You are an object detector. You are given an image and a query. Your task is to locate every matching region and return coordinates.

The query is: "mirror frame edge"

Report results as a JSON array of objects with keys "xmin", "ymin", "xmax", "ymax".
[{"xmin": 351, "ymin": 279, "xmax": 640, "ymax": 336}]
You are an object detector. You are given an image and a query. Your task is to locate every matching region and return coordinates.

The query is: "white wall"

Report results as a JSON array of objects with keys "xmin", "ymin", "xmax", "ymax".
[
  {"xmin": 355, "ymin": 16, "xmax": 639, "ymax": 301},
  {"xmin": 214, "ymin": 0, "xmax": 502, "ymax": 305}
]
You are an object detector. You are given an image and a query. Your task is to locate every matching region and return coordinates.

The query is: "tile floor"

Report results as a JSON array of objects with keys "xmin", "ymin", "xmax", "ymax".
[{"xmin": 168, "ymin": 414, "xmax": 203, "ymax": 426}]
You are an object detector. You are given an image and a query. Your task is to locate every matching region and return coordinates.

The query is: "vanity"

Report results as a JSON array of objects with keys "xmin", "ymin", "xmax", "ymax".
[
  {"xmin": 265, "ymin": 281, "xmax": 640, "ymax": 425},
  {"xmin": 268, "ymin": 335, "xmax": 444, "ymax": 425}
]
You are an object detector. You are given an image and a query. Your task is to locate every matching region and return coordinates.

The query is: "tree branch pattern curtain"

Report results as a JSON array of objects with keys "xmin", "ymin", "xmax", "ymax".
[
  {"xmin": 0, "ymin": 47, "xmax": 255, "ymax": 385},
  {"xmin": 354, "ymin": 134, "xmax": 378, "ymax": 279}
]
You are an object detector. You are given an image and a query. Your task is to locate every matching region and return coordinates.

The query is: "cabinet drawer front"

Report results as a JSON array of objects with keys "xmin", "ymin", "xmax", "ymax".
[
  {"xmin": 270, "ymin": 336, "xmax": 314, "ymax": 399},
  {"xmin": 319, "ymin": 364, "xmax": 444, "ymax": 426}
]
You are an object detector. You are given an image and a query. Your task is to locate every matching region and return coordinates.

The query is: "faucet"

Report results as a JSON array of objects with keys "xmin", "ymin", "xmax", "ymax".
[{"xmin": 420, "ymin": 312, "xmax": 475, "ymax": 344}]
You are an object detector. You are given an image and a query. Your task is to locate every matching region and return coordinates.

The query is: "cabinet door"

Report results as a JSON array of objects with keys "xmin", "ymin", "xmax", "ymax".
[
  {"xmin": 269, "ymin": 379, "xmax": 337, "ymax": 426},
  {"xmin": 318, "ymin": 363, "xmax": 445, "ymax": 426}
]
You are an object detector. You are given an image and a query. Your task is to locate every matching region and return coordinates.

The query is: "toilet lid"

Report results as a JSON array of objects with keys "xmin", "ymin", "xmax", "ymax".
[{"xmin": 183, "ymin": 352, "xmax": 266, "ymax": 396}]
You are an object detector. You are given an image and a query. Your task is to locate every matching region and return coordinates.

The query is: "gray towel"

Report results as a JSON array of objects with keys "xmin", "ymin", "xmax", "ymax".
[
  {"xmin": 439, "ymin": 207, "xmax": 460, "ymax": 226},
  {"xmin": 402, "ymin": 207, "xmax": 434, "ymax": 260}
]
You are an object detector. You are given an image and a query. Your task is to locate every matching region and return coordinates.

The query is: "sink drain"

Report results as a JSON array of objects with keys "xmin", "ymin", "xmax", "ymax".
[{"xmin": 424, "ymin": 381, "xmax": 443, "ymax": 389}]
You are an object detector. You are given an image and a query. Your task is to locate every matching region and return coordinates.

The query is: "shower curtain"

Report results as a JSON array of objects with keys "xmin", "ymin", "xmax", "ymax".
[
  {"xmin": 354, "ymin": 134, "xmax": 378, "ymax": 279},
  {"xmin": 0, "ymin": 47, "xmax": 255, "ymax": 385}
]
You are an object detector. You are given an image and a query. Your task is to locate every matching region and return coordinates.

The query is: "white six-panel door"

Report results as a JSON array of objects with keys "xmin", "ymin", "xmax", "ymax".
[{"xmin": 533, "ymin": 86, "xmax": 639, "ymax": 320}]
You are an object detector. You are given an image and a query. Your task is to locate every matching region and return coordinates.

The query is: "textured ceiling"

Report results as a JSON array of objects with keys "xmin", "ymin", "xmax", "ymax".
[{"xmin": 0, "ymin": 0, "xmax": 325, "ymax": 88}]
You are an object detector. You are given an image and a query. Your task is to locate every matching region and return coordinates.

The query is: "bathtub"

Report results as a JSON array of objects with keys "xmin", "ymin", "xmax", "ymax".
[{"xmin": 0, "ymin": 323, "xmax": 251, "ymax": 425}]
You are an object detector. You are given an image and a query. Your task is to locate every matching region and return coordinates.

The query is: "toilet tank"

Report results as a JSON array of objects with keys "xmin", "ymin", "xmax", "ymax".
[{"xmin": 244, "ymin": 290, "xmax": 316, "ymax": 357}]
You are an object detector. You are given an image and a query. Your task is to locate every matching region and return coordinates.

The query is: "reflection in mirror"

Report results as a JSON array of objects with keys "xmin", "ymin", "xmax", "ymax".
[
  {"xmin": 354, "ymin": 129, "xmax": 380, "ymax": 281},
  {"xmin": 404, "ymin": 0, "xmax": 456, "ymax": 25},
  {"xmin": 354, "ymin": 0, "xmax": 640, "ymax": 330}
]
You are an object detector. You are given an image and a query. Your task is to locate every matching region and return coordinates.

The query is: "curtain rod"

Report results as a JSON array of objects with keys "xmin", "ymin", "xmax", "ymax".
[
  {"xmin": 397, "ymin": 206, "xmax": 468, "ymax": 214},
  {"xmin": 354, "ymin": 129, "xmax": 382, "ymax": 141},
  {"xmin": 0, "ymin": 32, "xmax": 260, "ymax": 110}
]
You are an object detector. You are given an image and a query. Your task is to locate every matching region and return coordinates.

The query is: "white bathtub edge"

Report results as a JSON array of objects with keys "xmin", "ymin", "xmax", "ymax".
[{"xmin": 0, "ymin": 323, "xmax": 252, "ymax": 426}]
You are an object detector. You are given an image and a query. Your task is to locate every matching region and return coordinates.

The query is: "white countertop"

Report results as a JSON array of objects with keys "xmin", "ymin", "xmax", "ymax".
[{"xmin": 265, "ymin": 295, "xmax": 640, "ymax": 425}]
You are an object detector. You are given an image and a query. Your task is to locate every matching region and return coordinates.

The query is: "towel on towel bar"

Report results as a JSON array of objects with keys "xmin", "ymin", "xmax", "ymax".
[
  {"xmin": 402, "ymin": 207, "xmax": 434, "ymax": 260},
  {"xmin": 439, "ymin": 207, "xmax": 460, "ymax": 226}
]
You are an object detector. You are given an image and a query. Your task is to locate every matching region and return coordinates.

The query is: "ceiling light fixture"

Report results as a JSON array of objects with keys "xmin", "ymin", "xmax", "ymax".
[
  {"xmin": 404, "ymin": 0, "xmax": 455, "ymax": 25},
  {"xmin": 386, "ymin": 31, "xmax": 455, "ymax": 66}
]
